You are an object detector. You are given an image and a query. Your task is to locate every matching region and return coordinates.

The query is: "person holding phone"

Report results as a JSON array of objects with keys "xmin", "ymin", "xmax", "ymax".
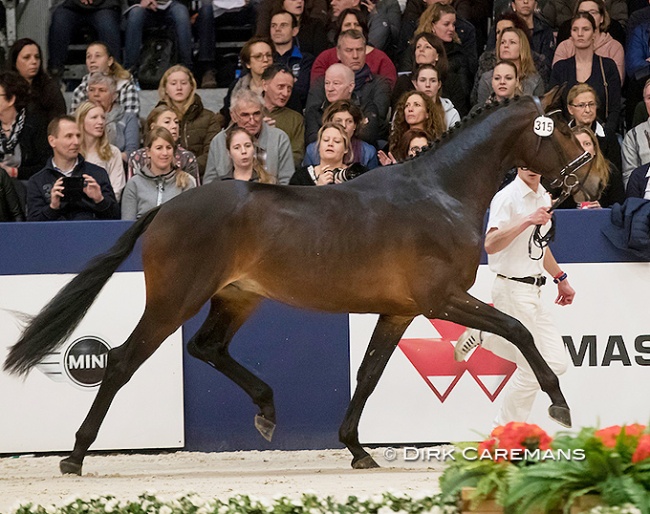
[{"xmin": 26, "ymin": 116, "xmax": 120, "ymax": 221}]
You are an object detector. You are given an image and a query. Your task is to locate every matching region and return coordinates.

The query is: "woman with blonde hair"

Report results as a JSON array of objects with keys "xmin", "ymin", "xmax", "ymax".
[
  {"xmin": 157, "ymin": 65, "xmax": 221, "ymax": 178},
  {"xmin": 476, "ymin": 28, "xmax": 543, "ymax": 105},
  {"xmin": 225, "ymin": 125, "xmax": 276, "ymax": 183},
  {"xmin": 75, "ymin": 101, "xmax": 125, "ymax": 200},
  {"xmin": 389, "ymin": 91, "xmax": 444, "ymax": 162},
  {"xmin": 121, "ymin": 126, "xmax": 196, "ymax": 220}
]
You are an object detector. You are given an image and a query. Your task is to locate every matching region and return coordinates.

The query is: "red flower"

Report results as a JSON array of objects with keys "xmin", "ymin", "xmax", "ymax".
[
  {"xmin": 479, "ymin": 422, "xmax": 552, "ymax": 461},
  {"xmin": 595, "ymin": 424, "xmax": 647, "ymax": 448},
  {"xmin": 632, "ymin": 434, "xmax": 650, "ymax": 463}
]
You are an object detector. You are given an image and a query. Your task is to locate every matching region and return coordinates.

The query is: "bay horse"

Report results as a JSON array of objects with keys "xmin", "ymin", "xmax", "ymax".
[{"xmin": 4, "ymin": 89, "xmax": 596, "ymax": 475}]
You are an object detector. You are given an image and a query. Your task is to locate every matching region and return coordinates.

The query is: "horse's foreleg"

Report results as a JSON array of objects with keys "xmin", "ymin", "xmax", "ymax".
[
  {"xmin": 59, "ymin": 313, "xmax": 181, "ymax": 476},
  {"xmin": 443, "ymin": 291, "xmax": 571, "ymax": 427},
  {"xmin": 339, "ymin": 314, "xmax": 413, "ymax": 469},
  {"xmin": 186, "ymin": 288, "xmax": 276, "ymax": 440}
]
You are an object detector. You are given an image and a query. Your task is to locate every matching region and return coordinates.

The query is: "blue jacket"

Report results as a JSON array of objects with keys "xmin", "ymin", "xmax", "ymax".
[
  {"xmin": 626, "ymin": 163, "xmax": 650, "ymax": 199},
  {"xmin": 27, "ymin": 156, "xmax": 120, "ymax": 221},
  {"xmin": 626, "ymin": 21, "xmax": 650, "ymax": 80},
  {"xmin": 601, "ymin": 197, "xmax": 650, "ymax": 260},
  {"xmin": 274, "ymin": 41, "xmax": 314, "ymax": 112}
]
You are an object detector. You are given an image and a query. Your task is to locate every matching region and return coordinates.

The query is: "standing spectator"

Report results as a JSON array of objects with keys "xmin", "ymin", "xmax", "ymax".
[
  {"xmin": 69, "ymin": 42, "xmax": 140, "ymax": 117},
  {"xmin": 553, "ymin": 0, "xmax": 624, "ymax": 82},
  {"xmin": 122, "ymin": 0, "xmax": 193, "ymax": 71},
  {"xmin": 128, "ymin": 105, "xmax": 199, "ymax": 184},
  {"xmin": 157, "ymin": 65, "xmax": 221, "ymax": 178},
  {"xmin": 87, "ymin": 73, "xmax": 140, "ymax": 163},
  {"xmin": 511, "ymin": 0, "xmax": 556, "ymax": 64},
  {"xmin": 262, "ymin": 64, "xmax": 305, "ymax": 167},
  {"xmin": 121, "ymin": 127, "xmax": 196, "ymax": 220},
  {"xmin": 303, "ymin": 99, "xmax": 379, "ymax": 169},
  {"xmin": 270, "ymin": 10, "xmax": 315, "ymax": 111},
  {"xmin": 46, "ymin": 0, "xmax": 121, "ymax": 80},
  {"xmin": 389, "ymin": 91, "xmax": 444, "ymax": 161},
  {"xmin": 0, "ymin": 71, "xmax": 51, "ymax": 182},
  {"xmin": 27, "ymin": 116, "xmax": 119, "ymax": 221},
  {"xmin": 550, "ymin": 13, "xmax": 621, "ymax": 133},
  {"xmin": 204, "ymin": 89, "xmax": 295, "ymax": 185},
  {"xmin": 8, "ymin": 38, "xmax": 66, "ymax": 125},
  {"xmin": 310, "ymin": 11, "xmax": 397, "ymax": 88},
  {"xmin": 74, "ymin": 101, "xmax": 125, "ymax": 201},
  {"xmin": 622, "ymin": 79, "xmax": 650, "ymax": 185},
  {"xmin": 476, "ymin": 28, "xmax": 544, "ymax": 106},
  {"xmin": 412, "ymin": 64, "xmax": 461, "ymax": 128},
  {"xmin": 329, "ymin": 0, "xmax": 401, "ymax": 53},
  {"xmin": 224, "ymin": 125, "xmax": 277, "ymax": 183}
]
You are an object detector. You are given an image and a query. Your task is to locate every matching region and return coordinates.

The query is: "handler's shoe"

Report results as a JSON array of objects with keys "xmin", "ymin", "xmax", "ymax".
[{"xmin": 454, "ymin": 329, "xmax": 482, "ymax": 361}]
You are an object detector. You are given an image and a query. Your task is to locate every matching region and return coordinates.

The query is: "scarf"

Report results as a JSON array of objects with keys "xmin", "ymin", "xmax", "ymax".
[
  {"xmin": 0, "ymin": 108, "xmax": 25, "ymax": 159},
  {"xmin": 354, "ymin": 65, "xmax": 373, "ymax": 93},
  {"xmin": 104, "ymin": 102, "xmax": 125, "ymax": 146}
]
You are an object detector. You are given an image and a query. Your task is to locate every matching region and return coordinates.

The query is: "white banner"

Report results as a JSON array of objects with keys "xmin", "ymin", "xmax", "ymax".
[
  {"xmin": 351, "ymin": 263, "xmax": 650, "ymax": 443},
  {"xmin": 0, "ymin": 272, "xmax": 184, "ymax": 454}
]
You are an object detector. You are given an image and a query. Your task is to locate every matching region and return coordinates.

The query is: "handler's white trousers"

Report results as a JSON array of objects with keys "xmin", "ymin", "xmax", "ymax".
[{"xmin": 482, "ymin": 275, "xmax": 568, "ymax": 427}]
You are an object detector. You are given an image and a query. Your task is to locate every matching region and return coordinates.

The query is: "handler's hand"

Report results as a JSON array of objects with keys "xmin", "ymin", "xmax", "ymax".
[
  {"xmin": 555, "ymin": 279, "xmax": 575, "ymax": 306},
  {"xmin": 49, "ymin": 177, "xmax": 64, "ymax": 210},
  {"xmin": 83, "ymin": 174, "xmax": 104, "ymax": 204},
  {"xmin": 527, "ymin": 206, "xmax": 552, "ymax": 226}
]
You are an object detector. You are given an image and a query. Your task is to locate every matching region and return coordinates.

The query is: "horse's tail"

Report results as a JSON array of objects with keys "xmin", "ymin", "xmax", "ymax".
[{"xmin": 3, "ymin": 206, "xmax": 162, "ymax": 376}]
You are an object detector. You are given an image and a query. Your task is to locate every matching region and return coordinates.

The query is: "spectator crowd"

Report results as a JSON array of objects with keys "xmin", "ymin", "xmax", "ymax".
[{"xmin": 3, "ymin": 0, "xmax": 650, "ymax": 222}]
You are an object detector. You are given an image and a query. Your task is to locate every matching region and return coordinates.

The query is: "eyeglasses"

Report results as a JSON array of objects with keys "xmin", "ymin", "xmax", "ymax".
[
  {"xmin": 570, "ymin": 101, "xmax": 597, "ymax": 110},
  {"xmin": 409, "ymin": 146, "xmax": 424, "ymax": 154},
  {"xmin": 251, "ymin": 53, "xmax": 273, "ymax": 61},
  {"xmin": 237, "ymin": 110, "xmax": 262, "ymax": 121}
]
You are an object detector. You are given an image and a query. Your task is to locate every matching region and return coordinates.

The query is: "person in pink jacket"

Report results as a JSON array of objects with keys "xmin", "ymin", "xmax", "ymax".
[{"xmin": 552, "ymin": 0, "xmax": 625, "ymax": 82}]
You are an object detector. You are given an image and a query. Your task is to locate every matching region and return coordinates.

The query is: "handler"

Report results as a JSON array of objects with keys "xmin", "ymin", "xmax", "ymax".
[{"xmin": 454, "ymin": 166, "xmax": 575, "ymax": 427}]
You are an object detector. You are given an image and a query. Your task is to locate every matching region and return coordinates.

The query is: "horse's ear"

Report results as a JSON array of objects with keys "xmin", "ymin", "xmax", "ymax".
[{"xmin": 540, "ymin": 85, "xmax": 565, "ymax": 113}]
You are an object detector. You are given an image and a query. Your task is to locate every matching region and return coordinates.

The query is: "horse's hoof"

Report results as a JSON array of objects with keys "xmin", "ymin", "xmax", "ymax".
[
  {"xmin": 352, "ymin": 455, "xmax": 380, "ymax": 469},
  {"xmin": 549, "ymin": 405, "xmax": 572, "ymax": 428},
  {"xmin": 59, "ymin": 457, "xmax": 82, "ymax": 476},
  {"xmin": 254, "ymin": 414, "xmax": 276, "ymax": 442}
]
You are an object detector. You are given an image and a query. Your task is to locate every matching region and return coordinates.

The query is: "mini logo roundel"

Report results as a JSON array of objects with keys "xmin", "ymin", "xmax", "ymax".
[{"xmin": 63, "ymin": 336, "xmax": 110, "ymax": 387}]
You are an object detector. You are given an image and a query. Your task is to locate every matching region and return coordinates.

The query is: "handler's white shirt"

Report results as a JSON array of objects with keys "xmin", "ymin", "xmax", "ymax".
[{"xmin": 487, "ymin": 176, "xmax": 551, "ymax": 278}]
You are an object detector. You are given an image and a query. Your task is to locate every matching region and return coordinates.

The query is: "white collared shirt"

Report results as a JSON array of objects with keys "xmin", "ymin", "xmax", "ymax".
[
  {"xmin": 645, "ymin": 167, "xmax": 650, "ymax": 200},
  {"xmin": 52, "ymin": 158, "xmax": 79, "ymax": 177}
]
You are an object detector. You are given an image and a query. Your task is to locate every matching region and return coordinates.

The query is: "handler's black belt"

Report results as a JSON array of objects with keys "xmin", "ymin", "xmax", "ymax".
[{"xmin": 497, "ymin": 274, "xmax": 547, "ymax": 287}]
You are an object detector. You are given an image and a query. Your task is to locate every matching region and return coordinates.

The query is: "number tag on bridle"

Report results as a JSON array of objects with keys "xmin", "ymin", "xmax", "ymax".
[{"xmin": 533, "ymin": 116, "xmax": 554, "ymax": 137}]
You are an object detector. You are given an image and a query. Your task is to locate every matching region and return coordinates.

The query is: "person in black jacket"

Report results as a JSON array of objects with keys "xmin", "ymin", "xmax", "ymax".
[
  {"xmin": 27, "ymin": 116, "xmax": 119, "ymax": 221},
  {"xmin": 0, "ymin": 169, "xmax": 25, "ymax": 221}
]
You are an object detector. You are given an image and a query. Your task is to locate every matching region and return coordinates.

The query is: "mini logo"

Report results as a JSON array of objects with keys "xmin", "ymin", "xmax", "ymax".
[{"xmin": 63, "ymin": 336, "xmax": 110, "ymax": 387}]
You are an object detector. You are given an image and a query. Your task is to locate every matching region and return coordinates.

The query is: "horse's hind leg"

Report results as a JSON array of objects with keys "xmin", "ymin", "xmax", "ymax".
[
  {"xmin": 59, "ymin": 310, "xmax": 182, "ymax": 475},
  {"xmin": 443, "ymin": 291, "xmax": 571, "ymax": 427},
  {"xmin": 339, "ymin": 314, "xmax": 413, "ymax": 469},
  {"xmin": 186, "ymin": 287, "xmax": 276, "ymax": 440}
]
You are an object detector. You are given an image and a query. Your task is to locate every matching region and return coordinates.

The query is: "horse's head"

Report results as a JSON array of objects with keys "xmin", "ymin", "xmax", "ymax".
[{"xmin": 515, "ymin": 87, "xmax": 599, "ymax": 204}]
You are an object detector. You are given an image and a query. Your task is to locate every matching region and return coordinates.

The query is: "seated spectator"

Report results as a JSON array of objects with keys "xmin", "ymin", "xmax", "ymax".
[
  {"xmin": 328, "ymin": 0, "xmax": 401, "ymax": 54},
  {"xmin": 476, "ymin": 28, "xmax": 544, "ymax": 106},
  {"xmin": 553, "ymin": 0, "xmax": 624, "ymax": 82},
  {"xmin": 290, "ymin": 121, "xmax": 366, "ymax": 184},
  {"xmin": 0, "ymin": 71, "xmax": 51, "ymax": 182},
  {"xmin": 27, "ymin": 115, "xmax": 119, "ymax": 221},
  {"xmin": 262, "ymin": 64, "xmax": 305, "ymax": 167},
  {"xmin": 378, "ymin": 127, "xmax": 432, "ymax": 165},
  {"xmin": 221, "ymin": 37, "xmax": 275, "ymax": 127},
  {"xmin": 306, "ymin": 32, "xmax": 392, "ymax": 144},
  {"xmin": 70, "ymin": 42, "xmax": 140, "ymax": 117},
  {"xmin": 510, "ymin": 0, "xmax": 556, "ymax": 64},
  {"xmin": 269, "ymin": 10, "xmax": 315, "ymax": 111},
  {"xmin": 566, "ymin": 83, "xmax": 622, "ymax": 173},
  {"xmin": 543, "ymin": 0, "xmax": 627, "ymax": 32},
  {"xmin": 46, "ymin": 0, "xmax": 121, "ymax": 80},
  {"xmin": 204, "ymin": 88, "xmax": 295, "ymax": 184},
  {"xmin": 550, "ymin": 13, "xmax": 621, "ymax": 133},
  {"xmin": 303, "ymin": 99, "xmax": 379, "ymax": 169},
  {"xmin": 256, "ymin": 0, "xmax": 330, "ymax": 57},
  {"xmin": 474, "ymin": 13, "xmax": 550, "ymax": 104},
  {"xmin": 622, "ymin": 79, "xmax": 650, "ymax": 185},
  {"xmin": 128, "ymin": 105, "xmax": 199, "ymax": 184},
  {"xmin": 9, "ymin": 38, "xmax": 66, "ymax": 125},
  {"xmin": 626, "ymin": 162, "xmax": 650, "ymax": 198},
  {"xmin": 411, "ymin": 64, "xmax": 460, "ymax": 128},
  {"xmin": 121, "ymin": 127, "xmax": 196, "ymax": 220},
  {"xmin": 87, "ymin": 72, "xmax": 140, "ymax": 163},
  {"xmin": 488, "ymin": 60, "xmax": 522, "ymax": 104},
  {"xmin": 123, "ymin": 0, "xmax": 192, "ymax": 71},
  {"xmin": 157, "ymin": 65, "xmax": 220, "ymax": 178},
  {"xmin": 75, "ymin": 101, "xmax": 125, "ymax": 200},
  {"xmin": 389, "ymin": 91, "xmax": 444, "ymax": 161},
  {"xmin": 225, "ymin": 125, "xmax": 277, "ymax": 183},
  {"xmin": 311, "ymin": 13, "xmax": 397, "ymax": 88},
  {"xmin": 0, "ymin": 168, "xmax": 24, "ymax": 221}
]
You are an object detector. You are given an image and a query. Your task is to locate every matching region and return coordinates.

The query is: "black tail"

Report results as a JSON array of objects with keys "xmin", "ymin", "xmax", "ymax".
[{"xmin": 3, "ymin": 207, "xmax": 162, "ymax": 376}]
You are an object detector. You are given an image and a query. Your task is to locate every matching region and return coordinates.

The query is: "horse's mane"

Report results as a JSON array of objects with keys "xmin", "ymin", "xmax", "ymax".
[{"xmin": 406, "ymin": 95, "xmax": 526, "ymax": 163}]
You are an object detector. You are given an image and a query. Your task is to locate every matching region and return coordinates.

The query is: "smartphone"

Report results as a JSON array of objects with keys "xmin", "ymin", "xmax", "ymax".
[{"xmin": 62, "ymin": 176, "xmax": 85, "ymax": 202}]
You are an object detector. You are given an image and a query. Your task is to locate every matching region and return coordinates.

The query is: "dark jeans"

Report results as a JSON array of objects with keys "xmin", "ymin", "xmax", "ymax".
[
  {"xmin": 123, "ymin": 2, "xmax": 193, "ymax": 70},
  {"xmin": 47, "ymin": 5, "xmax": 121, "ymax": 75}
]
